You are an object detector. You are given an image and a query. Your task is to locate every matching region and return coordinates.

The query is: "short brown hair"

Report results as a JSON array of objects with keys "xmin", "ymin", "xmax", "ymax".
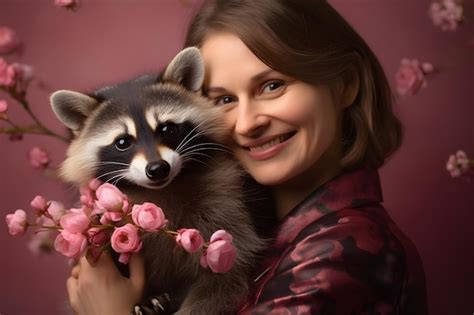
[{"xmin": 185, "ymin": 0, "xmax": 402, "ymax": 169}]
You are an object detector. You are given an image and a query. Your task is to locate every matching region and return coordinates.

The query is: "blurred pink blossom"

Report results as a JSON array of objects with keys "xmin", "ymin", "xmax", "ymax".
[
  {"xmin": 30, "ymin": 195, "xmax": 48, "ymax": 212},
  {"xmin": 429, "ymin": 0, "xmax": 463, "ymax": 31},
  {"xmin": 0, "ymin": 26, "xmax": 21, "ymax": 54},
  {"xmin": 0, "ymin": 57, "xmax": 15, "ymax": 87},
  {"xmin": 0, "ymin": 99, "xmax": 7, "ymax": 113},
  {"xmin": 446, "ymin": 150, "xmax": 471, "ymax": 178},
  {"xmin": 47, "ymin": 201, "xmax": 66, "ymax": 222},
  {"xmin": 176, "ymin": 228, "xmax": 204, "ymax": 253},
  {"xmin": 28, "ymin": 230, "xmax": 55, "ymax": 255},
  {"xmin": 10, "ymin": 62, "xmax": 34, "ymax": 90},
  {"xmin": 28, "ymin": 146, "xmax": 50, "ymax": 169},
  {"xmin": 54, "ymin": 230, "xmax": 87, "ymax": 259},
  {"xmin": 395, "ymin": 58, "xmax": 434, "ymax": 96},
  {"xmin": 54, "ymin": 0, "xmax": 79, "ymax": 10},
  {"xmin": 5, "ymin": 209, "xmax": 28, "ymax": 236},
  {"xmin": 131, "ymin": 202, "xmax": 167, "ymax": 231}
]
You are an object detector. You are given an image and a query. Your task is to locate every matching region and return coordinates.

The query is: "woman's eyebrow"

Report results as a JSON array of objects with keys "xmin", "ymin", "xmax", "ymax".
[{"xmin": 205, "ymin": 69, "xmax": 275, "ymax": 94}]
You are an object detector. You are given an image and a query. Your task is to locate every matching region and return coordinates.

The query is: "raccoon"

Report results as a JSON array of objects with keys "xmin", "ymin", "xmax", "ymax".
[{"xmin": 50, "ymin": 47, "xmax": 275, "ymax": 314}]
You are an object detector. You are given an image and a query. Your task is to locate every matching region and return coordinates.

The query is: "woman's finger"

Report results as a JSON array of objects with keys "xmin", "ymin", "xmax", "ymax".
[
  {"xmin": 66, "ymin": 276, "xmax": 79, "ymax": 311},
  {"xmin": 71, "ymin": 264, "xmax": 80, "ymax": 279}
]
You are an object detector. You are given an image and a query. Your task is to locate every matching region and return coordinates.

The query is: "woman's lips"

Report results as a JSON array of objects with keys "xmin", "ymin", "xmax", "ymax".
[{"xmin": 242, "ymin": 131, "xmax": 296, "ymax": 161}]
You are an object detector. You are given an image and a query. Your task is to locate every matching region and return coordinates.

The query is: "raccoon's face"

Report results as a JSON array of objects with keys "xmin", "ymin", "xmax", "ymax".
[{"xmin": 51, "ymin": 47, "xmax": 228, "ymax": 189}]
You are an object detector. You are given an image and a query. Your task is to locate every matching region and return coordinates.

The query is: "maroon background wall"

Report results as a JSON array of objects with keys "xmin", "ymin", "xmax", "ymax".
[{"xmin": 1, "ymin": 1, "xmax": 472, "ymax": 314}]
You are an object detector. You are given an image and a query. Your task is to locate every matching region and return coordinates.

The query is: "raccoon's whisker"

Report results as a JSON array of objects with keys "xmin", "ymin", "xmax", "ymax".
[
  {"xmin": 180, "ymin": 142, "xmax": 231, "ymax": 154},
  {"xmin": 180, "ymin": 142, "xmax": 233, "ymax": 154},
  {"xmin": 106, "ymin": 172, "xmax": 127, "ymax": 185},
  {"xmin": 182, "ymin": 146, "xmax": 233, "ymax": 156},
  {"xmin": 112, "ymin": 174, "xmax": 128, "ymax": 186},
  {"xmin": 176, "ymin": 125, "xmax": 210, "ymax": 154},
  {"xmin": 182, "ymin": 157, "xmax": 210, "ymax": 168},
  {"xmin": 181, "ymin": 151, "xmax": 213, "ymax": 160},
  {"xmin": 96, "ymin": 169, "xmax": 128, "ymax": 181},
  {"xmin": 94, "ymin": 161, "xmax": 130, "ymax": 167},
  {"xmin": 175, "ymin": 121, "xmax": 206, "ymax": 153}
]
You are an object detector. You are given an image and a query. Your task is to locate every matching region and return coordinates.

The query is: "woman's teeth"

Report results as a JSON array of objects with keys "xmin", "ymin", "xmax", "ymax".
[{"xmin": 249, "ymin": 134, "xmax": 291, "ymax": 152}]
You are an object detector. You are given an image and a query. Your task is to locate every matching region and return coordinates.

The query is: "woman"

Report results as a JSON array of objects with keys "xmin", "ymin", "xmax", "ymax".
[{"xmin": 67, "ymin": 0, "xmax": 428, "ymax": 314}]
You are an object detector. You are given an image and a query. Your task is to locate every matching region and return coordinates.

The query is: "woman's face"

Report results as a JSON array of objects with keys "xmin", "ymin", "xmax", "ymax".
[{"xmin": 200, "ymin": 32, "xmax": 344, "ymax": 186}]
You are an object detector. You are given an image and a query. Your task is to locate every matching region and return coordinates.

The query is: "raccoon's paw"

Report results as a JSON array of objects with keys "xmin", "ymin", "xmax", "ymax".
[{"xmin": 132, "ymin": 293, "xmax": 175, "ymax": 315}]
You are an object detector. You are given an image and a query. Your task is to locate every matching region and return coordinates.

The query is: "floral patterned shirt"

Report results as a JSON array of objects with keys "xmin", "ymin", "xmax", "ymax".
[{"xmin": 238, "ymin": 166, "xmax": 428, "ymax": 314}]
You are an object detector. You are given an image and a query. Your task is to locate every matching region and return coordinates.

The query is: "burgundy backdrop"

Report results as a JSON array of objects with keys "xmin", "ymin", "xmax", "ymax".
[{"xmin": 1, "ymin": 1, "xmax": 472, "ymax": 314}]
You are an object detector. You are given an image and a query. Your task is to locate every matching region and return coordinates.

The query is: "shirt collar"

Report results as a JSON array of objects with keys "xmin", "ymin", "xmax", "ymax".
[{"xmin": 274, "ymin": 165, "xmax": 383, "ymax": 246}]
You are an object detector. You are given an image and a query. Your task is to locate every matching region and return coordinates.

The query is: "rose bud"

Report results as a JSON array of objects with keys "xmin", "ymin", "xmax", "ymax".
[
  {"xmin": 176, "ymin": 229, "xmax": 204, "ymax": 253},
  {"xmin": 5, "ymin": 209, "xmax": 28, "ymax": 236},
  {"xmin": 60, "ymin": 210, "xmax": 90, "ymax": 233},
  {"xmin": 54, "ymin": 230, "xmax": 87, "ymax": 259},
  {"xmin": 95, "ymin": 183, "xmax": 129, "ymax": 213},
  {"xmin": 205, "ymin": 240, "xmax": 237, "ymax": 273},
  {"xmin": 47, "ymin": 201, "xmax": 66, "ymax": 222},
  {"xmin": 110, "ymin": 224, "xmax": 142, "ymax": 255},
  {"xmin": 30, "ymin": 195, "xmax": 47, "ymax": 212},
  {"xmin": 210, "ymin": 229, "xmax": 233, "ymax": 243},
  {"xmin": 131, "ymin": 202, "xmax": 167, "ymax": 231},
  {"xmin": 86, "ymin": 227, "xmax": 109, "ymax": 246}
]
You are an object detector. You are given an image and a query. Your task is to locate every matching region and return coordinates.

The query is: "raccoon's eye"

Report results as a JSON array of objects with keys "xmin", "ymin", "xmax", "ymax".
[
  {"xmin": 114, "ymin": 135, "xmax": 134, "ymax": 151},
  {"xmin": 159, "ymin": 123, "xmax": 179, "ymax": 136}
]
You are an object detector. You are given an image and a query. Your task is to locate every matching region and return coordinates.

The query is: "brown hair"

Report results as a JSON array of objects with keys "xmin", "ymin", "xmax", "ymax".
[{"xmin": 185, "ymin": 0, "xmax": 402, "ymax": 169}]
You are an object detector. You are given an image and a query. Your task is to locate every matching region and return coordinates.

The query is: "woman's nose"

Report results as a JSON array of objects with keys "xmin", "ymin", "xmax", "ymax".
[{"xmin": 233, "ymin": 97, "xmax": 270, "ymax": 137}]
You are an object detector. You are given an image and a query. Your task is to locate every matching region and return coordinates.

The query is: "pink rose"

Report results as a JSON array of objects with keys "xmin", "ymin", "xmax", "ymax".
[
  {"xmin": 60, "ymin": 210, "xmax": 90, "ymax": 233},
  {"xmin": 30, "ymin": 195, "xmax": 47, "ymax": 212},
  {"xmin": 0, "ymin": 58, "xmax": 15, "ymax": 87},
  {"xmin": 110, "ymin": 224, "xmax": 142, "ymax": 256},
  {"xmin": 95, "ymin": 183, "xmax": 129, "ymax": 213},
  {"xmin": 202, "ymin": 239, "xmax": 237, "ymax": 273},
  {"xmin": 47, "ymin": 201, "xmax": 66, "ymax": 221},
  {"xmin": 54, "ymin": 230, "xmax": 87, "ymax": 259},
  {"xmin": 395, "ymin": 58, "xmax": 432, "ymax": 96},
  {"xmin": 0, "ymin": 26, "xmax": 21, "ymax": 54},
  {"xmin": 99, "ymin": 211, "xmax": 123, "ymax": 224},
  {"xmin": 176, "ymin": 228, "xmax": 204, "ymax": 253},
  {"xmin": 28, "ymin": 147, "xmax": 49, "ymax": 169},
  {"xmin": 88, "ymin": 178, "xmax": 102, "ymax": 191},
  {"xmin": 210, "ymin": 229, "xmax": 233, "ymax": 243},
  {"xmin": 86, "ymin": 227, "xmax": 109, "ymax": 246},
  {"xmin": 5, "ymin": 209, "xmax": 28, "ymax": 236},
  {"xmin": 0, "ymin": 100, "xmax": 7, "ymax": 114},
  {"xmin": 131, "ymin": 202, "xmax": 167, "ymax": 231}
]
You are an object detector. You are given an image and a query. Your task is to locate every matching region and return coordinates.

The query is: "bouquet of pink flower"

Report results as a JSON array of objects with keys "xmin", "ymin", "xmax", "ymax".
[{"xmin": 5, "ymin": 179, "xmax": 237, "ymax": 273}]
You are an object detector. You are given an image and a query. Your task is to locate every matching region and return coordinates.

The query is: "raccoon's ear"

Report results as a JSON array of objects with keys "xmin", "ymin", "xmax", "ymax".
[
  {"xmin": 163, "ymin": 47, "xmax": 204, "ymax": 92},
  {"xmin": 50, "ymin": 90, "xmax": 98, "ymax": 132}
]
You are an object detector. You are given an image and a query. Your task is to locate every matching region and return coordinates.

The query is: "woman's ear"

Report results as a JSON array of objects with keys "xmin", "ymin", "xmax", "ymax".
[{"xmin": 340, "ymin": 68, "xmax": 360, "ymax": 109}]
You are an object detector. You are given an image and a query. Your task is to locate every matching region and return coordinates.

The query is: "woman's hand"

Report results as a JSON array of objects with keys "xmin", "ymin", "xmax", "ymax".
[{"xmin": 67, "ymin": 252, "xmax": 145, "ymax": 315}]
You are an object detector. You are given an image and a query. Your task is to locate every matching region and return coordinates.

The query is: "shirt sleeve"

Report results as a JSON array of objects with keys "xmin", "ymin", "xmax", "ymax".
[{"xmin": 243, "ymin": 210, "xmax": 407, "ymax": 315}]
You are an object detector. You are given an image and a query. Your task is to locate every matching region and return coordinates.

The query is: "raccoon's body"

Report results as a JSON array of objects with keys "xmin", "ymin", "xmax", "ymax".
[{"xmin": 51, "ymin": 48, "xmax": 275, "ymax": 314}]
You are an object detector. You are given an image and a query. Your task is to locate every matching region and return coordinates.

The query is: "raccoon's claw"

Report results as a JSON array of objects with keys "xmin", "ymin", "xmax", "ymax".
[{"xmin": 133, "ymin": 293, "xmax": 174, "ymax": 315}]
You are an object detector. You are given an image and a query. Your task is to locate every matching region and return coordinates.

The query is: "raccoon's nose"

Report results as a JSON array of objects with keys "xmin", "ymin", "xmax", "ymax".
[{"xmin": 145, "ymin": 160, "xmax": 171, "ymax": 181}]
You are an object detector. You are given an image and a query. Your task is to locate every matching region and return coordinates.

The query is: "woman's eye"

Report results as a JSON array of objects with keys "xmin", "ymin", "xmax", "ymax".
[
  {"xmin": 215, "ymin": 95, "xmax": 235, "ymax": 106},
  {"xmin": 262, "ymin": 81, "xmax": 284, "ymax": 93},
  {"xmin": 115, "ymin": 135, "xmax": 134, "ymax": 151},
  {"xmin": 160, "ymin": 122, "xmax": 179, "ymax": 136}
]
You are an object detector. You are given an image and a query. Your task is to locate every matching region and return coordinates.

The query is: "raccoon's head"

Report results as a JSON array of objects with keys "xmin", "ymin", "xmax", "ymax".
[{"xmin": 51, "ymin": 47, "xmax": 228, "ymax": 189}]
